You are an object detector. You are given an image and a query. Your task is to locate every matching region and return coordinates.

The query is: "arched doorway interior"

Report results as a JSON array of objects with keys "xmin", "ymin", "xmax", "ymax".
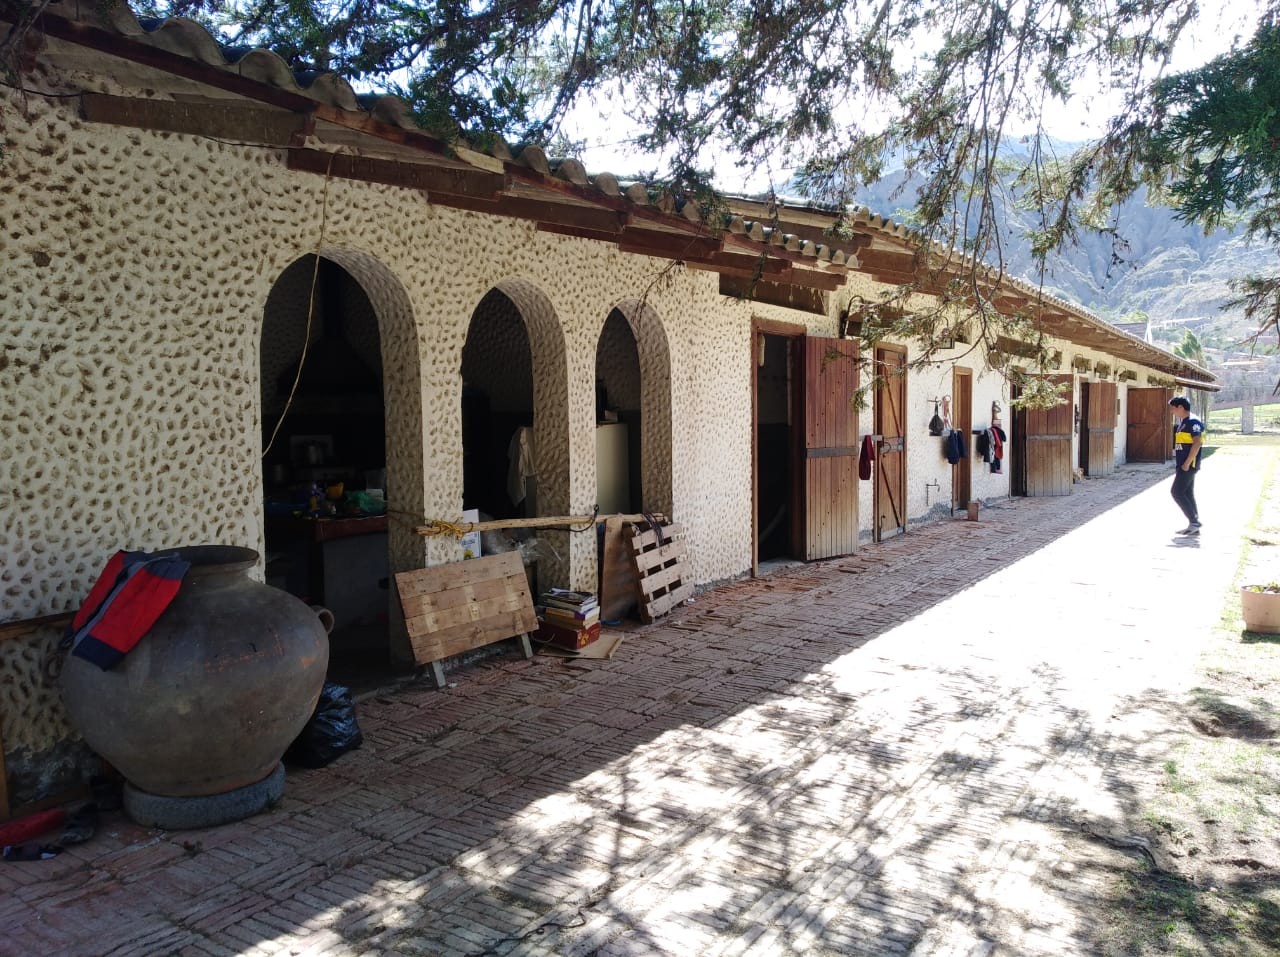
[
  {"xmin": 594, "ymin": 309, "xmax": 643, "ymax": 514},
  {"xmin": 603, "ymin": 300, "xmax": 673, "ymax": 517},
  {"xmin": 461, "ymin": 281, "xmax": 569, "ymax": 587},
  {"xmin": 461, "ymin": 289, "xmax": 535, "ymax": 521},
  {"xmin": 260, "ymin": 252, "xmax": 421, "ymax": 685}
]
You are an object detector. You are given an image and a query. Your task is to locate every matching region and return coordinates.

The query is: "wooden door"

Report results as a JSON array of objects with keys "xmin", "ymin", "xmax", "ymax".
[
  {"xmin": 1019, "ymin": 374, "xmax": 1074, "ymax": 496},
  {"xmin": 952, "ymin": 367, "xmax": 973, "ymax": 511},
  {"xmin": 801, "ymin": 337, "xmax": 859, "ymax": 560},
  {"xmin": 874, "ymin": 345, "xmax": 907, "ymax": 540},
  {"xmin": 1080, "ymin": 381, "xmax": 1118, "ymax": 476},
  {"xmin": 1126, "ymin": 387, "xmax": 1172, "ymax": 463}
]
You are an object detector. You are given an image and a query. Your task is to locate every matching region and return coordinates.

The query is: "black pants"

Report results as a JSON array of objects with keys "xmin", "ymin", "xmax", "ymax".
[{"xmin": 1171, "ymin": 468, "xmax": 1199, "ymax": 524}]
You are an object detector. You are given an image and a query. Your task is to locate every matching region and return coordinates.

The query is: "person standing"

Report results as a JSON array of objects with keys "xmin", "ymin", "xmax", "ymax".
[{"xmin": 1169, "ymin": 396, "xmax": 1204, "ymax": 535}]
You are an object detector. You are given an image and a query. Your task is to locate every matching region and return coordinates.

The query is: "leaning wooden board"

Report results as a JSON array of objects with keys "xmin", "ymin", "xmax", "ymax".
[
  {"xmin": 394, "ymin": 551, "xmax": 537, "ymax": 687},
  {"xmin": 598, "ymin": 515, "xmax": 640, "ymax": 622},
  {"xmin": 627, "ymin": 522, "xmax": 696, "ymax": 623}
]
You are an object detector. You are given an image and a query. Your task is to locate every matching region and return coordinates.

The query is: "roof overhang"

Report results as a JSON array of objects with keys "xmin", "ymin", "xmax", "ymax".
[{"xmin": 4, "ymin": 1, "xmax": 1220, "ymax": 389}]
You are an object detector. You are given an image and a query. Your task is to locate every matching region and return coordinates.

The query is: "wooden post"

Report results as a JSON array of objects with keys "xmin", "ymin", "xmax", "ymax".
[{"xmin": 414, "ymin": 512, "xmax": 664, "ymax": 538}]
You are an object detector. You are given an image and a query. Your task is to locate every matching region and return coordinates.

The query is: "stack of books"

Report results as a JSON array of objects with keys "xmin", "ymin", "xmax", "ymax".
[{"xmin": 535, "ymin": 589, "xmax": 602, "ymax": 650}]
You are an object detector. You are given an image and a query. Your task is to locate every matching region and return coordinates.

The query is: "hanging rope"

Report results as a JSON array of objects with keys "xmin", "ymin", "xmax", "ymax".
[{"xmin": 262, "ymin": 152, "xmax": 336, "ymax": 459}]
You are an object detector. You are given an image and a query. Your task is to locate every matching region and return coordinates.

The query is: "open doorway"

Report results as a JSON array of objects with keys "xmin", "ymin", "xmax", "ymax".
[
  {"xmin": 461, "ymin": 288, "xmax": 536, "ymax": 523},
  {"xmin": 260, "ymin": 255, "xmax": 391, "ymax": 688},
  {"xmin": 753, "ymin": 327, "xmax": 803, "ymax": 568},
  {"xmin": 594, "ymin": 309, "xmax": 643, "ymax": 515}
]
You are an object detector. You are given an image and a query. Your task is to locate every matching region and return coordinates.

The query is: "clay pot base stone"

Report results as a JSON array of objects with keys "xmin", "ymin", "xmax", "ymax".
[{"xmin": 123, "ymin": 763, "xmax": 286, "ymax": 830}]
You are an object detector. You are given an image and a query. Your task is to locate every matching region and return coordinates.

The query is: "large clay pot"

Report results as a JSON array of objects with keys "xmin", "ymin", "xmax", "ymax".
[{"xmin": 62, "ymin": 545, "xmax": 329, "ymax": 800}]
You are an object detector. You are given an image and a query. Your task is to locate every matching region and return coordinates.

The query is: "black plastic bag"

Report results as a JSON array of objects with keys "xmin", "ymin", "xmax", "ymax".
[{"xmin": 284, "ymin": 682, "xmax": 363, "ymax": 768}]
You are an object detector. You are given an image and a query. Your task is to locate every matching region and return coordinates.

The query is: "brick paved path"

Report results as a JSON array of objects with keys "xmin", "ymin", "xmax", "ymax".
[{"xmin": 3, "ymin": 448, "xmax": 1268, "ymax": 956}]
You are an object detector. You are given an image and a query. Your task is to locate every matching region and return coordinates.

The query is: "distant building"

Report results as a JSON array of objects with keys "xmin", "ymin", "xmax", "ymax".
[{"xmin": 1112, "ymin": 319, "xmax": 1152, "ymax": 343}]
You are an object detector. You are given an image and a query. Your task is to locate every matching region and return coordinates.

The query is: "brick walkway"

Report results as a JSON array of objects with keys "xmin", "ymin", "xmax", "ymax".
[{"xmin": 4, "ymin": 448, "xmax": 1269, "ymax": 956}]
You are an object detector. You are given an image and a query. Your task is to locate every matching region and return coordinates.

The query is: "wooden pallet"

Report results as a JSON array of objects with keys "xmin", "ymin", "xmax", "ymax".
[
  {"xmin": 626, "ymin": 522, "xmax": 695, "ymax": 623},
  {"xmin": 394, "ymin": 551, "xmax": 537, "ymax": 688}
]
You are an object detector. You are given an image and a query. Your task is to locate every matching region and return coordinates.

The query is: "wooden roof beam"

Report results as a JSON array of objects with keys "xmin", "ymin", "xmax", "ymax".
[
  {"xmin": 287, "ymin": 148, "xmax": 507, "ymax": 199},
  {"xmin": 853, "ymin": 247, "xmax": 928, "ymax": 279},
  {"xmin": 81, "ymin": 92, "xmax": 312, "ymax": 145},
  {"xmin": 442, "ymin": 193, "xmax": 630, "ymax": 233}
]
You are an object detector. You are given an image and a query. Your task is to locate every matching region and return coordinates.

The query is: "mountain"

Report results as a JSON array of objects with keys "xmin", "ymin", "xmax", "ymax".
[{"xmin": 850, "ymin": 157, "xmax": 1275, "ymax": 357}]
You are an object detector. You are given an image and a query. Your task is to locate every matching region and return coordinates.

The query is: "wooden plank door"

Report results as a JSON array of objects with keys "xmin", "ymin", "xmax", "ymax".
[
  {"xmin": 1020, "ymin": 374, "xmax": 1074, "ymax": 496},
  {"xmin": 801, "ymin": 337, "xmax": 859, "ymax": 560},
  {"xmin": 1081, "ymin": 381, "xmax": 1118, "ymax": 476},
  {"xmin": 874, "ymin": 345, "xmax": 908, "ymax": 540},
  {"xmin": 952, "ymin": 367, "xmax": 973, "ymax": 511},
  {"xmin": 1126, "ymin": 387, "xmax": 1172, "ymax": 463}
]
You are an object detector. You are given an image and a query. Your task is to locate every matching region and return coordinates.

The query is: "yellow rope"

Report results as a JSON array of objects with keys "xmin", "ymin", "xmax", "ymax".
[{"xmin": 418, "ymin": 518, "xmax": 475, "ymax": 539}]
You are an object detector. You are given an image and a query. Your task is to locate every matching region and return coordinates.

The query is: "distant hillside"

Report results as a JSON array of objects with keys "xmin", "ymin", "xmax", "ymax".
[{"xmin": 851, "ymin": 163, "xmax": 1274, "ymax": 354}]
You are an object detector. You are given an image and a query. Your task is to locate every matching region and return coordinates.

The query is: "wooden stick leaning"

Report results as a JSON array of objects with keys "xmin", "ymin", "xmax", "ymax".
[
  {"xmin": 414, "ymin": 513, "xmax": 665, "ymax": 537},
  {"xmin": 0, "ymin": 612, "xmax": 74, "ymax": 645}
]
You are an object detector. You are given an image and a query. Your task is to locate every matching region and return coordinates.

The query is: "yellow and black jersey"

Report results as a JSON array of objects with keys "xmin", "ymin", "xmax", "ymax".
[{"xmin": 1174, "ymin": 417, "xmax": 1205, "ymax": 471}]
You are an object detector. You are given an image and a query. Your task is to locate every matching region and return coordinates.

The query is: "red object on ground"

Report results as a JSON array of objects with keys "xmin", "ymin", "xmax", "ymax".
[
  {"xmin": 0, "ymin": 808, "xmax": 66, "ymax": 847},
  {"xmin": 534, "ymin": 620, "xmax": 602, "ymax": 650}
]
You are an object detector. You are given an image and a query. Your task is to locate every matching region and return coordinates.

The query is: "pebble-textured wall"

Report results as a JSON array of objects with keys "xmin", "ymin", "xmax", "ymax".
[
  {"xmin": 0, "ymin": 82, "xmax": 1177, "ymax": 804},
  {"xmin": 0, "ymin": 89, "xmax": 746, "ymax": 799}
]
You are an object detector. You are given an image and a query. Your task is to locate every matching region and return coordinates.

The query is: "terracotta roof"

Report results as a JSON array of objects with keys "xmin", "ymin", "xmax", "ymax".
[{"xmin": 15, "ymin": 0, "xmax": 1215, "ymax": 387}]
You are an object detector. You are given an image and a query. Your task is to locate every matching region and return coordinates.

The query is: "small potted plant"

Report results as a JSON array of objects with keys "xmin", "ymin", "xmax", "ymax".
[{"xmin": 1241, "ymin": 582, "xmax": 1280, "ymax": 634}]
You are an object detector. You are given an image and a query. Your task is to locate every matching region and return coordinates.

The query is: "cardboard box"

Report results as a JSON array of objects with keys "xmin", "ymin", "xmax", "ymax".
[{"xmin": 460, "ymin": 507, "xmax": 481, "ymax": 559}]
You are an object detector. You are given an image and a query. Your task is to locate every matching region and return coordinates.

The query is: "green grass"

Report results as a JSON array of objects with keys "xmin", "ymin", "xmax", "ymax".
[{"xmin": 1208, "ymin": 402, "xmax": 1280, "ymax": 433}]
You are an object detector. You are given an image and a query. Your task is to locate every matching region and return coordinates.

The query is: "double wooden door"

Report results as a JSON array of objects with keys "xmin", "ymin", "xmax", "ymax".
[
  {"xmin": 1079, "ymin": 380, "xmax": 1118, "ymax": 476},
  {"xmin": 1126, "ymin": 387, "xmax": 1172, "ymax": 462},
  {"xmin": 800, "ymin": 337, "xmax": 860, "ymax": 560},
  {"xmin": 952, "ymin": 367, "xmax": 973, "ymax": 510},
  {"xmin": 874, "ymin": 345, "xmax": 907, "ymax": 540},
  {"xmin": 1013, "ymin": 373, "xmax": 1074, "ymax": 497}
]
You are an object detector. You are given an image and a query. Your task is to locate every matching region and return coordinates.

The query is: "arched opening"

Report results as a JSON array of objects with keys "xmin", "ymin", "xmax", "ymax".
[
  {"xmin": 461, "ymin": 288, "xmax": 535, "ymax": 521},
  {"xmin": 461, "ymin": 281, "xmax": 569, "ymax": 587},
  {"xmin": 594, "ymin": 309, "xmax": 642, "ymax": 514},
  {"xmin": 260, "ymin": 252, "xmax": 422, "ymax": 687},
  {"xmin": 603, "ymin": 301, "xmax": 673, "ymax": 516}
]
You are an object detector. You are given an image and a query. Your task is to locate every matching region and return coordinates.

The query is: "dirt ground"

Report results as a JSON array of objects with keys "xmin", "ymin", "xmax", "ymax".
[{"xmin": 1080, "ymin": 435, "xmax": 1280, "ymax": 955}]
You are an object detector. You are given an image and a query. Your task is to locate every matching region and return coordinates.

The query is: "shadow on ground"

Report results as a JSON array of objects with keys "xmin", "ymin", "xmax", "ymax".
[{"xmin": 16, "ymin": 463, "xmax": 1273, "ymax": 956}]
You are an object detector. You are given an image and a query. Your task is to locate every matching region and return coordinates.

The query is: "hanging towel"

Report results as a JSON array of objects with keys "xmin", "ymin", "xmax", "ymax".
[
  {"xmin": 858, "ymin": 435, "xmax": 876, "ymax": 480},
  {"xmin": 68, "ymin": 550, "xmax": 190, "ymax": 670},
  {"xmin": 507, "ymin": 426, "xmax": 537, "ymax": 506}
]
